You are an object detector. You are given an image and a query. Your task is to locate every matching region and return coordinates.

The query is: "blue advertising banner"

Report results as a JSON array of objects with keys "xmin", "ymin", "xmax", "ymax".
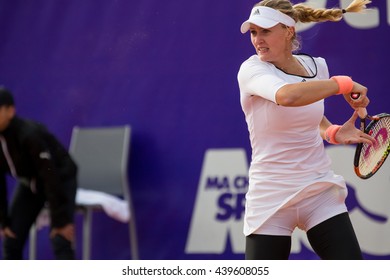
[{"xmin": 0, "ymin": 0, "xmax": 389, "ymax": 260}]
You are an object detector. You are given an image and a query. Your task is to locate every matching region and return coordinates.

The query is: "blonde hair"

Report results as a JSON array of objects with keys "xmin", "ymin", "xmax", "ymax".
[{"xmin": 254, "ymin": 0, "xmax": 371, "ymax": 51}]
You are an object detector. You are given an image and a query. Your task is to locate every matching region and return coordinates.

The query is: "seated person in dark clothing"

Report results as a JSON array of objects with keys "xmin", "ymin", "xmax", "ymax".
[{"xmin": 0, "ymin": 87, "xmax": 77, "ymax": 259}]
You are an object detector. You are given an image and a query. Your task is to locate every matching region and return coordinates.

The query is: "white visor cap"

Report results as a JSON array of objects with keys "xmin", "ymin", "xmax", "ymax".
[{"xmin": 240, "ymin": 6, "xmax": 296, "ymax": 33}]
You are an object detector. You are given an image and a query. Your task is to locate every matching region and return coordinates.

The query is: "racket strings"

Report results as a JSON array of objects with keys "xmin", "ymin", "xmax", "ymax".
[{"xmin": 358, "ymin": 116, "xmax": 390, "ymax": 176}]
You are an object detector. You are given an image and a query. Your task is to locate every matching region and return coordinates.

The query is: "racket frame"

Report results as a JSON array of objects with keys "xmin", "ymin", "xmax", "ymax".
[{"xmin": 353, "ymin": 113, "xmax": 390, "ymax": 179}]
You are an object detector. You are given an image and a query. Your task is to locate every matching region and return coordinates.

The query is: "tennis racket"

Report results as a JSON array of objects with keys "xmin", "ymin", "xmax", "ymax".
[{"xmin": 351, "ymin": 93, "xmax": 390, "ymax": 179}]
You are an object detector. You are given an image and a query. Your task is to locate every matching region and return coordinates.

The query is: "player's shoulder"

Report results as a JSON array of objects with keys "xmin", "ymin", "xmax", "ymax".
[
  {"xmin": 296, "ymin": 53, "xmax": 327, "ymax": 67},
  {"xmin": 240, "ymin": 55, "xmax": 272, "ymax": 69},
  {"xmin": 14, "ymin": 117, "xmax": 49, "ymax": 143},
  {"xmin": 238, "ymin": 55, "xmax": 274, "ymax": 79},
  {"xmin": 312, "ymin": 56, "xmax": 327, "ymax": 67}
]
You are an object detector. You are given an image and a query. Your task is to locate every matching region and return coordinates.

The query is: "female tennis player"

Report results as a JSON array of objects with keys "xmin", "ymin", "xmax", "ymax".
[{"xmin": 237, "ymin": 0, "xmax": 374, "ymax": 259}]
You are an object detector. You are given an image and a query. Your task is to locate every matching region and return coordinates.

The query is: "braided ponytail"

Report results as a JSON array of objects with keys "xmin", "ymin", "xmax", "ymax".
[
  {"xmin": 252, "ymin": 0, "xmax": 371, "ymax": 52},
  {"xmin": 292, "ymin": 0, "xmax": 371, "ymax": 23}
]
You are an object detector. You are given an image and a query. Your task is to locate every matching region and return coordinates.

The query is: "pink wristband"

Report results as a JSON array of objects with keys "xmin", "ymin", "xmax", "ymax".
[
  {"xmin": 325, "ymin": 125, "xmax": 341, "ymax": 144},
  {"xmin": 331, "ymin": 76, "xmax": 353, "ymax": 95}
]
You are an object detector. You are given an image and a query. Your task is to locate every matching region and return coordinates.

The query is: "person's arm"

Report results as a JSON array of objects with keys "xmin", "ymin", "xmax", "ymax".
[
  {"xmin": 319, "ymin": 115, "xmax": 332, "ymax": 141},
  {"xmin": 275, "ymin": 79, "xmax": 368, "ymax": 107},
  {"xmin": 25, "ymin": 132, "xmax": 76, "ymax": 242},
  {"xmin": 320, "ymin": 112, "xmax": 375, "ymax": 145},
  {"xmin": 0, "ymin": 173, "xmax": 8, "ymax": 229},
  {"xmin": 0, "ymin": 173, "xmax": 15, "ymax": 238},
  {"xmin": 23, "ymin": 132, "xmax": 69, "ymax": 228}
]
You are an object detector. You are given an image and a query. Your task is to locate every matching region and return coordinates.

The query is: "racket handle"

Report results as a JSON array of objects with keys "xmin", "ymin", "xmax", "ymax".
[
  {"xmin": 350, "ymin": 93, "xmax": 368, "ymax": 119},
  {"xmin": 356, "ymin": 107, "xmax": 367, "ymax": 119},
  {"xmin": 350, "ymin": 93, "xmax": 360, "ymax": 99}
]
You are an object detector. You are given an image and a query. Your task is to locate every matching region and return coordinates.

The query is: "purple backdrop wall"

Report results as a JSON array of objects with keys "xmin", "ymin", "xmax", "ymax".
[{"xmin": 0, "ymin": 0, "xmax": 389, "ymax": 260}]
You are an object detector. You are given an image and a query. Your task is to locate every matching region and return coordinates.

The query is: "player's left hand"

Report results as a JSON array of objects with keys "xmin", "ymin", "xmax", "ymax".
[{"xmin": 336, "ymin": 110, "xmax": 376, "ymax": 145}]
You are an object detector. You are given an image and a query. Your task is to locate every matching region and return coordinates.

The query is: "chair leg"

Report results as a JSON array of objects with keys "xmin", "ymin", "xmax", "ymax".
[
  {"xmin": 29, "ymin": 224, "xmax": 37, "ymax": 260},
  {"xmin": 129, "ymin": 218, "xmax": 139, "ymax": 259},
  {"xmin": 82, "ymin": 208, "xmax": 92, "ymax": 260}
]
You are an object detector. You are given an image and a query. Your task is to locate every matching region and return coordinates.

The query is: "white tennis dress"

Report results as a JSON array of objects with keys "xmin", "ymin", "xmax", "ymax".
[{"xmin": 237, "ymin": 54, "xmax": 346, "ymax": 236}]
